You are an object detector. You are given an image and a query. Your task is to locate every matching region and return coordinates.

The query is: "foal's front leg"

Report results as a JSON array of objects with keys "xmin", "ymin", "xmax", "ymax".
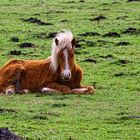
[
  {"xmin": 70, "ymin": 67, "xmax": 95, "ymax": 94},
  {"xmin": 42, "ymin": 82, "xmax": 71, "ymax": 93},
  {"xmin": 70, "ymin": 86, "xmax": 95, "ymax": 94}
]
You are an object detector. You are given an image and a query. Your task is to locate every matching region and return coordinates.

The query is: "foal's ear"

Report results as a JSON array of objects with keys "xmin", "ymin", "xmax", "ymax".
[
  {"xmin": 55, "ymin": 38, "xmax": 59, "ymax": 46},
  {"xmin": 71, "ymin": 38, "xmax": 76, "ymax": 48}
]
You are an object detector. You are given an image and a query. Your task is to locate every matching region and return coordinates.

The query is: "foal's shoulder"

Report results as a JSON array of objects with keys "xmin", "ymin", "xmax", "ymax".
[{"xmin": 75, "ymin": 64, "xmax": 83, "ymax": 75}]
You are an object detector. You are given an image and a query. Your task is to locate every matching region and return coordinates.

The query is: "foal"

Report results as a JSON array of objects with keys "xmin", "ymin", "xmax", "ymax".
[{"xmin": 0, "ymin": 31, "xmax": 94, "ymax": 94}]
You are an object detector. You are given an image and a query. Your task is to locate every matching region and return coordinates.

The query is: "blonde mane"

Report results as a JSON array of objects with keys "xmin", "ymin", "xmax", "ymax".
[{"xmin": 50, "ymin": 30, "xmax": 74, "ymax": 72}]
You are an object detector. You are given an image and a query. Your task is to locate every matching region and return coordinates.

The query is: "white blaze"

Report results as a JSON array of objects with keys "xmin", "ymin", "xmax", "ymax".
[
  {"xmin": 63, "ymin": 49, "xmax": 71, "ymax": 78},
  {"xmin": 64, "ymin": 49, "xmax": 69, "ymax": 69}
]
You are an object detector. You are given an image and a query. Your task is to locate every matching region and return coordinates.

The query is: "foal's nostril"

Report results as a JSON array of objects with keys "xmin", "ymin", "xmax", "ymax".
[
  {"xmin": 68, "ymin": 72, "xmax": 71, "ymax": 77},
  {"xmin": 62, "ymin": 71, "xmax": 71, "ymax": 80}
]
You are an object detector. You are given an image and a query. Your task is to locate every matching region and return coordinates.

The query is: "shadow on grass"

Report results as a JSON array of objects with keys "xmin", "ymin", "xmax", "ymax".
[{"xmin": 34, "ymin": 92, "xmax": 76, "ymax": 100}]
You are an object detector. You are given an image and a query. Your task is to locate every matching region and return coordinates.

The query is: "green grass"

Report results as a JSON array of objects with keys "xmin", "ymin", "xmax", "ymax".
[{"xmin": 0, "ymin": 0, "xmax": 140, "ymax": 139}]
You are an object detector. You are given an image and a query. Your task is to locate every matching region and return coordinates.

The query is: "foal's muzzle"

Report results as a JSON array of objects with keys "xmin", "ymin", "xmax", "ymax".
[{"xmin": 61, "ymin": 70, "xmax": 71, "ymax": 81}]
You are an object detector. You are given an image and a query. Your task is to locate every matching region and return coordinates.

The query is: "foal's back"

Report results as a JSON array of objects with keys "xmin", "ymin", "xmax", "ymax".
[{"xmin": 0, "ymin": 58, "xmax": 51, "ymax": 70}]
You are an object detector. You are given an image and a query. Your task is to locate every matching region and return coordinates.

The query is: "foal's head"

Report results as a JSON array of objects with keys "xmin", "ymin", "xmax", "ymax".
[
  {"xmin": 51, "ymin": 31, "xmax": 76, "ymax": 81},
  {"xmin": 56, "ymin": 38, "xmax": 76, "ymax": 81}
]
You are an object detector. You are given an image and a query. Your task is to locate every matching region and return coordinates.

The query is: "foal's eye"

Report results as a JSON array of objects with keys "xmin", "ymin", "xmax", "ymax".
[{"xmin": 58, "ymin": 54, "xmax": 62, "ymax": 57}]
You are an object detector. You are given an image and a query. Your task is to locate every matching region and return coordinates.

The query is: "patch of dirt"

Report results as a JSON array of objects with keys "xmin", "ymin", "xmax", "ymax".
[
  {"xmin": 102, "ymin": 8, "xmax": 110, "ymax": 11},
  {"xmin": 83, "ymin": 58, "xmax": 97, "ymax": 63},
  {"xmin": 33, "ymin": 13, "xmax": 40, "ymax": 16},
  {"xmin": 100, "ymin": 54, "xmax": 114, "ymax": 59},
  {"xmin": 97, "ymin": 40, "xmax": 109, "ymax": 44},
  {"xmin": 85, "ymin": 41, "xmax": 94, "ymax": 46},
  {"xmin": 23, "ymin": 17, "xmax": 53, "ymax": 26},
  {"xmin": 115, "ymin": 41, "xmax": 130, "ymax": 46},
  {"xmin": 46, "ymin": 10, "xmax": 66, "ymax": 14},
  {"xmin": 119, "ymin": 59, "xmax": 130, "ymax": 64},
  {"xmin": 52, "ymin": 11, "xmax": 65, "ymax": 14},
  {"xmin": 19, "ymin": 43, "xmax": 36, "ymax": 48},
  {"xmin": 111, "ymin": 1, "xmax": 120, "ymax": 4},
  {"xmin": 34, "ymin": 33, "xmax": 48, "ymax": 39},
  {"xmin": 127, "ymin": 0, "xmax": 140, "ymax": 2},
  {"xmin": 80, "ymin": 0, "xmax": 85, "ymax": 2},
  {"xmin": 51, "ymin": 103, "xmax": 67, "ymax": 108},
  {"xmin": 0, "ymin": 128, "xmax": 23, "ymax": 140},
  {"xmin": 90, "ymin": 15, "xmax": 106, "ymax": 21},
  {"xmin": 111, "ymin": 59, "xmax": 131, "ymax": 65},
  {"xmin": 78, "ymin": 32, "xmax": 100, "ymax": 37},
  {"xmin": 117, "ymin": 112, "xmax": 130, "ymax": 115},
  {"xmin": 75, "ymin": 42, "xmax": 82, "ymax": 48},
  {"xmin": 64, "ymin": 1, "xmax": 76, "ymax": 3},
  {"xmin": 9, "ymin": 50, "xmax": 22, "ymax": 55},
  {"xmin": 107, "ymin": 130, "xmax": 122, "ymax": 134},
  {"xmin": 119, "ymin": 115, "xmax": 140, "ymax": 121},
  {"xmin": 129, "ymin": 72, "xmax": 140, "ymax": 76},
  {"xmin": 103, "ymin": 32, "xmax": 121, "ymax": 37},
  {"xmin": 11, "ymin": 37, "xmax": 19, "ymax": 42},
  {"xmin": 116, "ymin": 16, "xmax": 128, "ymax": 20},
  {"xmin": 60, "ymin": 19, "xmax": 68, "ymax": 22},
  {"xmin": 33, "ymin": 111, "xmax": 59, "ymax": 120},
  {"xmin": 122, "ymin": 27, "xmax": 140, "ymax": 34},
  {"xmin": 77, "ymin": 39, "xmax": 95, "ymax": 47},
  {"xmin": 114, "ymin": 72, "xmax": 125, "ymax": 77},
  {"xmin": 75, "ymin": 40, "xmax": 83, "ymax": 48},
  {"xmin": 47, "ymin": 32, "xmax": 58, "ymax": 38},
  {"xmin": 47, "ymin": 112, "xmax": 60, "ymax": 117},
  {"xmin": 0, "ymin": 108, "xmax": 17, "ymax": 114},
  {"xmin": 101, "ymin": 3, "xmax": 109, "ymax": 5},
  {"xmin": 32, "ymin": 115, "xmax": 49, "ymax": 120},
  {"xmin": 75, "ymin": 51, "xmax": 81, "ymax": 54}
]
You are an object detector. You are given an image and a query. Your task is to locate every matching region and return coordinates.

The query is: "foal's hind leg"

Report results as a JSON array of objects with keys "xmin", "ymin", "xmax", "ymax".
[
  {"xmin": 10, "ymin": 67, "xmax": 30, "ymax": 94},
  {"xmin": 0, "ymin": 64, "xmax": 26, "ymax": 94},
  {"xmin": 4, "ymin": 72, "xmax": 22, "ymax": 95},
  {"xmin": 13, "ymin": 71, "xmax": 21, "ymax": 92},
  {"xmin": 5, "ymin": 85, "xmax": 15, "ymax": 95}
]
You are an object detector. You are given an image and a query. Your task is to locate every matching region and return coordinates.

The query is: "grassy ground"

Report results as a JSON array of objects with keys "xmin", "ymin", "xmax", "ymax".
[{"xmin": 0, "ymin": 0, "xmax": 140, "ymax": 139}]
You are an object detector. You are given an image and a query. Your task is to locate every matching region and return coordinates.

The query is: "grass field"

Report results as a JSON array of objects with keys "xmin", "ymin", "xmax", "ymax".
[{"xmin": 0, "ymin": 0, "xmax": 140, "ymax": 139}]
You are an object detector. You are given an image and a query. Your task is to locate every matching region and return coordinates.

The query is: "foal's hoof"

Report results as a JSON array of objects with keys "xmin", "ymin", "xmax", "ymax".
[
  {"xmin": 5, "ymin": 89, "xmax": 15, "ymax": 95},
  {"xmin": 22, "ymin": 89, "xmax": 30, "ymax": 94},
  {"xmin": 87, "ymin": 86, "xmax": 95, "ymax": 94}
]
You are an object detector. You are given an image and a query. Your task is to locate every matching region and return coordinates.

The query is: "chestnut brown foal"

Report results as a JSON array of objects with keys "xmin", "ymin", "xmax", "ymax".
[{"xmin": 0, "ymin": 31, "xmax": 94, "ymax": 95}]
